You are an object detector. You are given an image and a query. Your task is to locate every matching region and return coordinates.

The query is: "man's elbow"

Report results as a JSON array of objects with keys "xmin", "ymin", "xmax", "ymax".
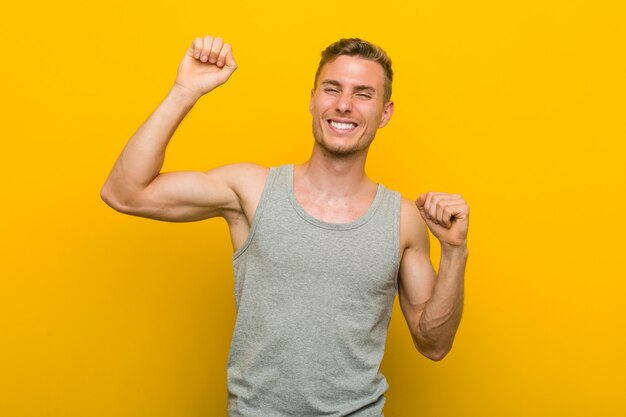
[
  {"xmin": 100, "ymin": 182, "xmax": 134, "ymax": 214},
  {"xmin": 414, "ymin": 338, "xmax": 452, "ymax": 361},
  {"xmin": 423, "ymin": 348, "xmax": 449, "ymax": 361}
]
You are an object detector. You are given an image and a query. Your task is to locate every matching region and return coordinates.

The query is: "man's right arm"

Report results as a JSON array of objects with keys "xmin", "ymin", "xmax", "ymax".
[{"xmin": 100, "ymin": 35, "xmax": 260, "ymax": 223}]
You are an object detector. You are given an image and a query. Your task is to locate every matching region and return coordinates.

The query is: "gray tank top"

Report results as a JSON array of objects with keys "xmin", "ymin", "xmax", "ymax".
[{"xmin": 227, "ymin": 164, "xmax": 401, "ymax": 416}]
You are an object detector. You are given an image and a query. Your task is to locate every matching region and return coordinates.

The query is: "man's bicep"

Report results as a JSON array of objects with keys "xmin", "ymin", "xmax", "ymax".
[
  {"xmin": 121, "ymin": 163, "xmax": 255, "ymax": 222},
  {"xmin": 398, "ymin": 245, "xmax": 436, "ymax": 314},
  {"xmin": 398, "ymin": 200, "xmax": 437, "ymax": 333}
]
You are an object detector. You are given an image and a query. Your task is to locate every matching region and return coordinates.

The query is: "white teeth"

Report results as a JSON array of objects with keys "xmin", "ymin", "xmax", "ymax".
[{"xmin": 329, "ymin": 120, "xmax": 356, "ymax": 130}]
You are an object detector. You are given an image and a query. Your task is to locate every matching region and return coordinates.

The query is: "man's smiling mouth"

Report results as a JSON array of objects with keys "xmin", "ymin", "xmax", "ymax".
[{"xmin": 327, "ymin": 119, "xmax": 358, "ymax": 131}]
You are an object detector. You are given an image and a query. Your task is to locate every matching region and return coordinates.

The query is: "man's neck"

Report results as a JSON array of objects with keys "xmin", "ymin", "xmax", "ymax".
[{"xmin": 296, "ymin": 145, "xmax": 374, "ymax": 199}]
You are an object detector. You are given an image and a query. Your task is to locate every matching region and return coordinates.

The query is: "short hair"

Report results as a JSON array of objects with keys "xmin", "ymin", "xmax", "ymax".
[{"xmin": 314, "ymin": 38, "xmax": 393, "ymax": 103}]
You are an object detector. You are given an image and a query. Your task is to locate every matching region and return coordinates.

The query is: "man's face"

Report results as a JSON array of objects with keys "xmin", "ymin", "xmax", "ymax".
[{"xmin": 309, "ymin": 55, "xmax": 394, "ymax": 157}]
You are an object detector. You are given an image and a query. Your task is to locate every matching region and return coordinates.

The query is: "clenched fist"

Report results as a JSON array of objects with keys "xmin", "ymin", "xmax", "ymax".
[
  {"xmin": 416, "ymin": 192, "xmax": 469, "ymax": 248},
  {"xmin": 174, "ymin": 35, "xmax": 238, "ymax": 99}
]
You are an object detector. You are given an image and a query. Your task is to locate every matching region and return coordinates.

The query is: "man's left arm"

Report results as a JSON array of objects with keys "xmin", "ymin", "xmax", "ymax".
[{"xmin": 398, "ymin": 192, "xmax": 469, "ymax": 361}]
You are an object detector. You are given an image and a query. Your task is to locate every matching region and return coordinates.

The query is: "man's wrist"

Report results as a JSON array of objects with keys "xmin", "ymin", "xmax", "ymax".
[
  {"xmin": 169, "ymin": 83, "xmax": 201, "ymax": 107},
  {"xmin": 441, "ymin": 241, "xmax": 468, "ymax": 257}
]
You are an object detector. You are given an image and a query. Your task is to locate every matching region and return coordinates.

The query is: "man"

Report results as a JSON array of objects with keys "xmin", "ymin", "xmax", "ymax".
[{"xmin": 101, "ymin": 34, "xmax": 469, "ymax": 416}]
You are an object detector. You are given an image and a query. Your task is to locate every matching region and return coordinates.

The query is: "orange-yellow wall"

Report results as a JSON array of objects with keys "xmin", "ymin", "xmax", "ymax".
[{"xmin": 2, "ymin": 1, "xmax": 625, "ymax": 416}]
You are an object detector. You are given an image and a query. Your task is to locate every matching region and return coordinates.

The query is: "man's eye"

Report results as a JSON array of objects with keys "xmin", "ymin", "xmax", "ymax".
[
  {"xmin": 324, "ymin": 88, "xmax": 339, "ymax": 93},
  {"xmin": 356, "ymin": 94, "xmax": 372, "ymax": 99}
]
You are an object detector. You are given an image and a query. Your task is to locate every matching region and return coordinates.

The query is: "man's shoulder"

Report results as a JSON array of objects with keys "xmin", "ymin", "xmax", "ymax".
[
  {"xmin": 399, "ymin": 194, "xmax": 423, "ymax": 229},
  {"xmin": 219, "ymin": 162, "xmax": 271, "ymax": 195},
  {"xmin": 224, "ymin": 161, "xmax": 270, "ymax": 177},
  {"xmin": 227, "ymin": 162, "xmax": 294, "ymax": 179},
  {"xmin": 209, "ymin": 161, "xmax": 265, "ymax": 186},
  {"xmin": 216, "ymin": 163, "xmax": 271, "ymax": 232},
  {"xmin": 399, "ymin": 194, "xmax": 430, "ymax": 253}
]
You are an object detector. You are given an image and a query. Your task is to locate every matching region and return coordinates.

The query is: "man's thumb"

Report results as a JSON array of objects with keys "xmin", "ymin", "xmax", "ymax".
[
  {"xmin": 415, "ymin": 193, "xmax": 427, "ymax": 207},
  {"xmin": 225, "ymin": 51, "xmax": 237, "ymax": 69}
]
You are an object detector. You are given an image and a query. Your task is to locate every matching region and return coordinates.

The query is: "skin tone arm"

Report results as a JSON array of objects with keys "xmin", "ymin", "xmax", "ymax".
[
  {"xmin": 100, "ymin": 35, "xmax": 266, "ymax": 225},
  {"xmin": 398, "ymin": 193, "xmax": 469, "ymax": 361}
]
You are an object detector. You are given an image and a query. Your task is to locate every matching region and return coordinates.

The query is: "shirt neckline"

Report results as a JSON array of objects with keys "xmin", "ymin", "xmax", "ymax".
[{"xmin": 286, "ymin": 164, "xmax": 384, "ymax": 231}]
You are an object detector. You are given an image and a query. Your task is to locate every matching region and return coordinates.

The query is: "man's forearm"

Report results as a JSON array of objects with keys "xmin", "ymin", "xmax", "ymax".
[
  {"xmin": 101, "ymin": 85, "xmax": 199, "ymax": 206},
  {"xmin": 416, "ymin": 243, "xmax": 468, "ymax": 360}
]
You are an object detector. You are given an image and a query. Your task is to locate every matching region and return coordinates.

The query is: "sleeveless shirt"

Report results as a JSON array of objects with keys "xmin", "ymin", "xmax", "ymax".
[{"xmin": 227, "ymin": 164, "xmax": 401, "ymax": 416}]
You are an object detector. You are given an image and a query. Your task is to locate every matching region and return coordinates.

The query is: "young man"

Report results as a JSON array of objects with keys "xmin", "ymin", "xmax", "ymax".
[{"xmin": 101, "ymin": 34, "xmax": 469, "ymax": 416}]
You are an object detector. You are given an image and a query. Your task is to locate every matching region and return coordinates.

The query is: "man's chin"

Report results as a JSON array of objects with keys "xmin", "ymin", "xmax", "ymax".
[{"xmin": 314, "ymin": 138, "xmax": 369, "ymax": 158}]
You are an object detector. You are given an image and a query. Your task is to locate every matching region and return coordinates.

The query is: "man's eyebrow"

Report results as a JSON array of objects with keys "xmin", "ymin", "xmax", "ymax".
[
  {"xmin": 321, "ymin": 80, "xmax": 341, "ymax": 87},
  {"xmin": 353, "ymin": 85, "xmax": 376, "ymax": 93},
  {"xmin": 320, "ymin": 79, "xmax": 377, "ymax": 93}
]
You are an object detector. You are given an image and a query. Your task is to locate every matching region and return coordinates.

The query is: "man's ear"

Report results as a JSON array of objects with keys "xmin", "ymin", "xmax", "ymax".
[
  {"xmin": 378, "ymin": 100, "xmax": 395, "ymax": 128},
  {"xmin": 309, "ymin": 89, "xmax": 315, "ymax": 115}
]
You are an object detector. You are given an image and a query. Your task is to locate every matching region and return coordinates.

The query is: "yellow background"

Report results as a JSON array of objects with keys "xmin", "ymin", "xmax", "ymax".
[{"xmin": 1, "ymin": 0, "xmax": 625, "ymax": 416}]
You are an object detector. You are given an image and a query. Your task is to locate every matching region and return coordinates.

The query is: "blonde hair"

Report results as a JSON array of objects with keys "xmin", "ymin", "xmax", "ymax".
[{"xmin": 314, "ymin": 38, "xmax": 393, "ymax": 103}]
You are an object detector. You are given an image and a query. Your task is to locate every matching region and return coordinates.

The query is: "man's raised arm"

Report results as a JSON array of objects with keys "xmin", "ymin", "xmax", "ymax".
[
  {"xmin": 398, "ymin": 193, "xmax": 469, "ymax": 361},
  {"xmin": 100, "ymin": 35, "xmax": 258, "ymax": 223}
]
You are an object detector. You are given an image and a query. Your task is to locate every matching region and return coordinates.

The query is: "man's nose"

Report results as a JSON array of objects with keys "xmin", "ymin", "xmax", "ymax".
[{"xmin": 336, "ymin": 93, "xmax": 353, "ymax": 112}]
